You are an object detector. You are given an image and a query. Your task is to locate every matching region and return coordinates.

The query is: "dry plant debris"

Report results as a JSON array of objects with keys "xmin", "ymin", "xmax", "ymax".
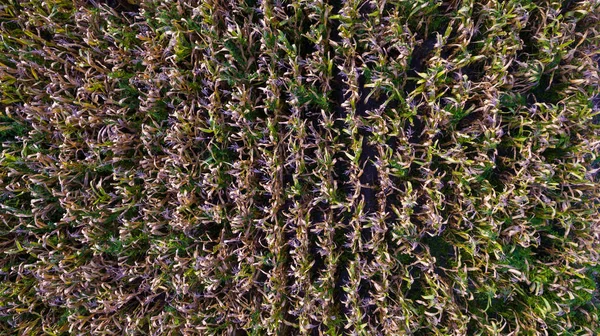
[{"xmin": 1, "ymin": 0, "xmax": 600, "ymax": 334}]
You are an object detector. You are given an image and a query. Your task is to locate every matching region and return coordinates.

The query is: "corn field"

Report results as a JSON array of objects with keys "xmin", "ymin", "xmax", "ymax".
[{"xmin": 1, "ymin": 0, "xmax": 600, "ymax": 334}]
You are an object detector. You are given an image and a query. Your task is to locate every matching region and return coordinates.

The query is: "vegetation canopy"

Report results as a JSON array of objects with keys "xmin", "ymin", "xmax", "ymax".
[{"xmin": 1, "ymin": 0, "xmax": 599, "ymax": 334}]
